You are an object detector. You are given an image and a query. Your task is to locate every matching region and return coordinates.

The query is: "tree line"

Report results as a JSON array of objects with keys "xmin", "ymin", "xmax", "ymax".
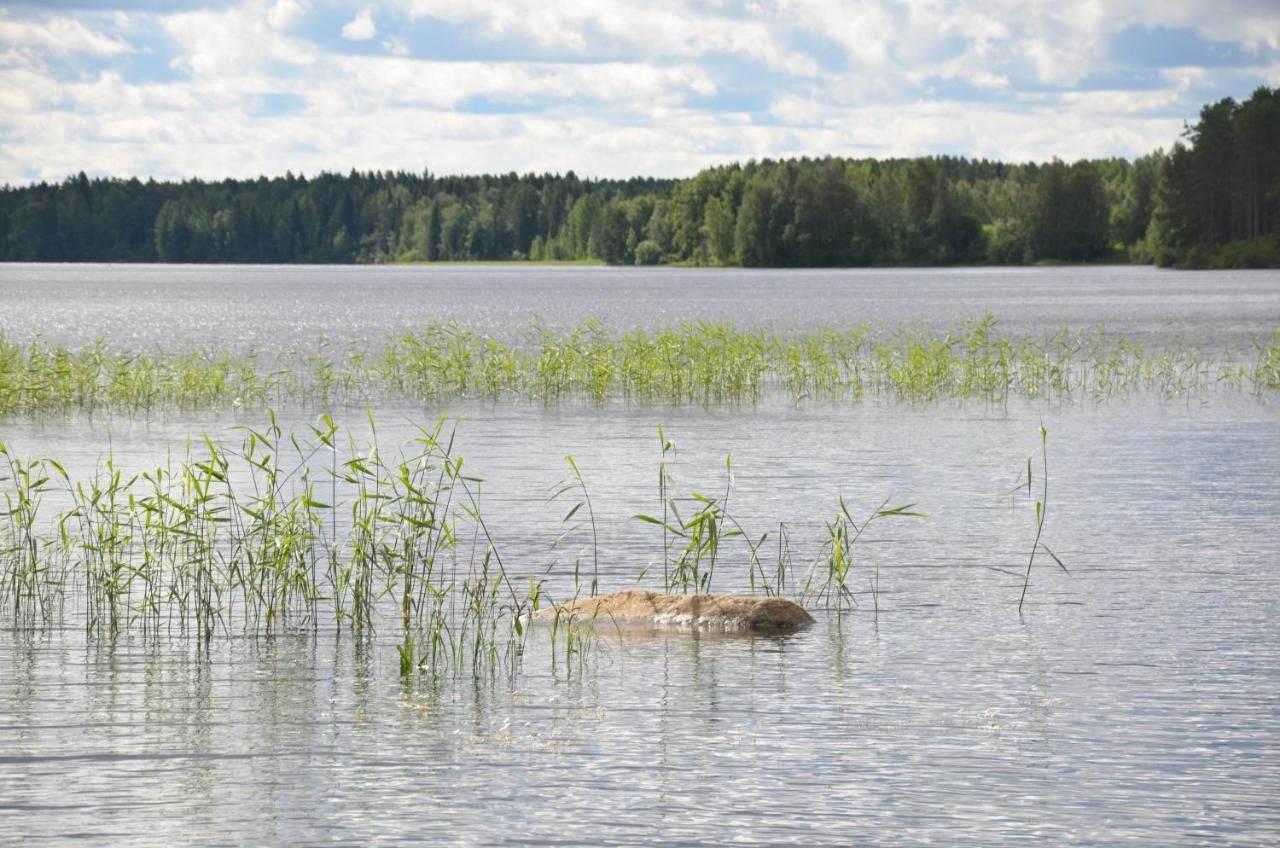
[
  {"xmin": 1141, "ymin": 86, "xmax": 1280, "ymax": 267},
  {"xmin": 1, "ymin": 87, "xmax": 1276, "ymax": 268}
]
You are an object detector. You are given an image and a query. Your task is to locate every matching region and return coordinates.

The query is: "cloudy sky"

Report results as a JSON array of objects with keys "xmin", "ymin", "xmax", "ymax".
[{"xmin": 1, "ymin": 0, "xmax": 1278, "ymax": 184}]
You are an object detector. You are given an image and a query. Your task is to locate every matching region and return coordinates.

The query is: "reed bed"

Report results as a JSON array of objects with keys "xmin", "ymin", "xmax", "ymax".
[
  {"xmin": 0, "ymin": 416, "xmax": 961, "ymax": 677},
  {"xmin": 3, "ymin": 317, "xmax": 1276, "ymax": 415},
  {"xmin": 0, "ymin": 417, "xmax": 539, "ymax": 680}
]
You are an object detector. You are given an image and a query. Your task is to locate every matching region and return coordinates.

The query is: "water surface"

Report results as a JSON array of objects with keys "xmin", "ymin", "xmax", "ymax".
[
  {"xmin": 1, "ymin": 265, "xmax": 1278, "ymax": 845},
  {"xmin": 3, "ymin": 263, "xmax": 1278, "ymax": 353}
]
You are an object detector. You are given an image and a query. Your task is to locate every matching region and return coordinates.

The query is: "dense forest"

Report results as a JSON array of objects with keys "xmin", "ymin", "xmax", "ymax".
[{"xmin": 2, "ymin": 87, "xmax": 1277, "ymax": 268}]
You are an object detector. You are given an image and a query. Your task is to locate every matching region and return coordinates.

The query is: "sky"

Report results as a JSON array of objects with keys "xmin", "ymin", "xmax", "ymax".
[{"xmin": 1, "ymin": 0, "xmax": 1278, "ymax": 184}]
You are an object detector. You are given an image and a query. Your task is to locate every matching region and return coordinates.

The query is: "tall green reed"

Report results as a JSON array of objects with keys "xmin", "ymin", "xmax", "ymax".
[
  {"xmin": 5, "ymin": 318, "xmax": 1274, "ymax": 415},
  {"xmin": 634, "ymin": 439, "xmax": 768, "ymax": 595},
  {"xmin": 0, "ymin": 439, "xmax": 67, "ymax": 624},
  {"xmin": 0, "ymin": 415, "xmax": 545, "ymax": 680},
  {"xmin": 1013, "ymin": 426, "xmax": 1069, "ymax": 613},
  {"xmin": 802, "ymin": 496, "xmax": 923, "ymax": 613},
  {"xmin": 549, "ymin": 455, "xmax": 600, "ymax": 598}
]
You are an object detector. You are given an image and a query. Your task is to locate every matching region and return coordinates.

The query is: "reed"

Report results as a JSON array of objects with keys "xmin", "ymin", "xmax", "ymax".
[
  {"xmin": 3, "ymin": 318, "xmax": 1275, "ymax": 414},
  {"xmin": 753, "ymin": 521, "xmax": 795, "ymax": 598},
  {"xmin": 3, "ymin": 416, "xmax": 919, "ymax": 635},
  {"xmin": 635, "ymin": 436, "xmax": 748, "ymax": 594},
  {"xmin": 549, "ymin": 455, "xmax": 600, "ymax": 597},
  {"xmin": 1013, "ymin": 426, "xmax": 1069, "ymax": 613},
  {"xmin": 801, "ymin": 496, "xmax": 923, "ymax": 613},
  {"xmin": 1252, "ymin": 329, "xmax": 1280, "ymax": 394},
  {"xmin": 0, "ymin": 415, "xmax": 538, "ymax": 680},
  {"xmin": 0, "ymin": 413, "xmax": 1102, "ymax": 681},
  {"xmin": 0, "ymin": 440, "xmax": 67, "ymax": 625}
]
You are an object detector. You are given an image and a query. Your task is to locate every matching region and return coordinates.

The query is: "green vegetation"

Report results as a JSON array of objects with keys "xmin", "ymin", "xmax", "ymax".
[
  {"xmin": 2, "ymin": 414, "xmax": 1085, "ymax": 663},
  {"xmin": 1010, "ymin": 426, "xmax": 1068, "ymax": 613},
  {"xmin": 2, "ymin": 318, "xmax": 1276, "ymax": 415},
  {"xmin": 0, "ymin": 417, "xmax": 1080, "ymax": 650},
  {"xmin": 0, "ymin": 155, "xmax": 1132, "ymax": 266},
  {"xmin": 0, "ymin": 416, "xmax": 927, "ymax": 674},
  {"xmin": 549, "ymin": 455, "xmax": 600, "ymax": 598},
  {"xmin": 0, "ymin": 417, "xmax": 537, "ymax": 679},
  {"xmin": 1139, "ymin": 88, "xmax": 1280, "ymax": 268},
  {"xmin": 3, "ymin": 88, "xmax": 1275, "ymax": 267},
  {"xmin": 803, "ymin": 497, "xmax": 924, "ymax": 615},
  {"xmin": 635, "ymin": 447, "xmax": 743, "ymax": 595}
]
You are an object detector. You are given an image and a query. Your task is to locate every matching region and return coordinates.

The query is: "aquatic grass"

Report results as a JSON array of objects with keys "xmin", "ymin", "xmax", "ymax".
[
  {"xmin": 749, "ymin": 521, "xmax": 796, "ymax": 598},
  {"xmin": 228, "ymin": 413, "xmax": 331, "ymax": 634},
  {"xmin": 549, "ymin": 455, "xmax": 600, "ymax": 597},
  {"xmin": 0, "ymin": 415, "xmax": 542, "ymax": 680},
  {"xmin": 0, "ymin": 332, "xmax": 289, "ymax": 415},
  {"xmin": 4, "ymin": 415, "xmax": 921, "ymax": 649},
  {"xmin": 3, "ymin": 318, "xmax": 1277, "ymax": 414},
  {"xmin": 635, "ymin": 442, "xmax": 747, "ymax": 594},
  {"xmin": 0, "ymin": 412, "xmax": 1106, "ymax": 678},
  {"xmin": 630, "ymin": 426, "xmax": 922, "ymax": 602},
  {"xmin": 1013, "ymin": 426, "xmax": 1069, "ymax": 613},
  {"xmin": 1251, "ymin": 329, "xmax": 1280, "ymax": 393},
  {"xmin": 631, "ymin": 438, "xmax": 779, "ymax": 598},
  {"xmin": 0, "ymin": 440, "xmax": 67, "ymax": 625},
  {"xmin": 801, "ymin": 496, "xmax": 924, "ymax": 613},
  {"xmin": 645, "ymin": 425, "xmax": 676, "ymax": 589},
  {"xmin": 69, "ymin": 456, "xmax": 138, "ymax": 635}
]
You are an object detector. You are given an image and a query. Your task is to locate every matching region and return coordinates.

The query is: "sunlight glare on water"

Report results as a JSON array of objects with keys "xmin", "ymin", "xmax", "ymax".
[{"xmin": 1, "ymin": 265, "xmax": 1278, "ymax": 845}]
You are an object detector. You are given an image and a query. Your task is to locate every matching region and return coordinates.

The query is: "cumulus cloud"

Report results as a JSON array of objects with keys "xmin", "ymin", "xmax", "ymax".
[
  {"xmin": 267, "ymin": 0, "xmax": 308, "ymax": 30},
  {"xmin": 341, "ymin": 8, "xmax": 377, "ymax": 41},
  {"xmin": 0, "ymin": 0, "xmax": 1277, "ymax": 184},
  {"xmin": 0, "ymin": 14, "xmax": 134, "ymax": 58}
]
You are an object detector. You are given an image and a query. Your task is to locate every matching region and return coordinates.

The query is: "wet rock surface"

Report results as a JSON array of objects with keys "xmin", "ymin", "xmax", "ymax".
[{"xmin": 537, "ymin": 589, "xmax": 815, "ymax": 632}]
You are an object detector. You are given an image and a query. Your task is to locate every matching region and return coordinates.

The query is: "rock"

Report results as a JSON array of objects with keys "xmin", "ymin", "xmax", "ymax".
[{"xmin": 536, "ymin": 589, "xmax": 814, "ymax": 633}]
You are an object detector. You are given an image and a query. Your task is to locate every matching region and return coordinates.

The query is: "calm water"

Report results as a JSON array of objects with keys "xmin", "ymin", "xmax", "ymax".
[
  {"xmin": 2, "ymin": 265, "xmax": 1279, "ymax": 845},
  {"xmin": 3, "ymin": 263, "xmax": 1279, "ymax": 352}
]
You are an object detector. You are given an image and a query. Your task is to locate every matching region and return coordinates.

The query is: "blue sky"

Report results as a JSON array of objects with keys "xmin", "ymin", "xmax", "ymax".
[{"xmin": 1, "ymin": 0, "xmax": 1277, "ymax": 183}]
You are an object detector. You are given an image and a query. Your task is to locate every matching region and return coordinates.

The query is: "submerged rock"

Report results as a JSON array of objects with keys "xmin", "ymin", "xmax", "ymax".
[{"xmin": 537, "ymin": 589, "xmax": 814, "ymax": 633}]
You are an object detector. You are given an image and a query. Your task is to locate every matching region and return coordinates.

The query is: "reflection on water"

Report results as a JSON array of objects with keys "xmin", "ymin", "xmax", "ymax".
[
  {"xmin": 2, "ymin": 599, "xmax": 1277, "ymax": 845},
  {"xmin": 2, "ymin": 396, "xmax": 1278, "ymax": 845},
  {"xmin": 2, "ymin": 264, "xmax": 1278, "ymax": 844},
  {"xmin": 3, "ymin": 263, "xmax": 1279, "ymax": 353}
]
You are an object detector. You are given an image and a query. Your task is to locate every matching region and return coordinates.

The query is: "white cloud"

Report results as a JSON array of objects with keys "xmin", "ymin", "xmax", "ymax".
[
  {"xmin": 267, "ymin": 0, "xmax": 308, "ymax": 30},
  {"xmin": 0, "ymin": 67, "xmax": 61, "ymax": 113},
  {"xmin": 161, "ymin": 4, "xmax": 318, "ymax": 78},
  {"xmin": 341, "ymin": 8, "xmax": 377, "ymax": 41},
  {"xmin": 0, "ymin": 14, "xmax": 134, "ymax": 58},
  {"xmin": 0, "ymin": 0, "xmax": 1277, "ymax": 184},
  {"xmin": 324, "ymin": 55, "xmax": 716, "ymax": 113},
  {"xmin": 393, "ymin": 0, "xmax": 824, "ymax": 75}
]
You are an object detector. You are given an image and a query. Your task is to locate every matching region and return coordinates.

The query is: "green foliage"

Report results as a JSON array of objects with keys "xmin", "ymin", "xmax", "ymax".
[
  {"xmin": 1, "ymin": 89, "xmax": 1276, "ymax": 269},
  {"xmin": 0, "ymin": 157, "xmax": 1133, "ymax": 268},
  {"xmin": 1110, "ymin": 153, "xmax": 1161, "ymax": 246},
  {"xmin": 632, "ymin": 239, "xmax": 662, "ymax": 265},
  {"xmin": 1146, "ymin": 87, "xmax": 1280, "ymax": 263},
  {"xmin": 985, "ymin": 218, "xmax": 1033, "ymax": 264},
  {"xmin": 1032, "ymin": 160, "xmax": 1111, "ymax": 261},
  {"xmin": 0, "ymin": 415, "xmax": 542, "ymax": 680},
  {"xmin": 635, "ymin": 451, "xmax": 743, "ymax": 594},
  {"xmin": 549, "ymin": 455, "xmax": 600, "ymax": 597},
  {"xmin": 0, "ymin": 170, "xmax": 672, "ymax": 265},
  {"xmin": 1153, "ymin": 233, "xmax": 1280, "ymax": 269}
]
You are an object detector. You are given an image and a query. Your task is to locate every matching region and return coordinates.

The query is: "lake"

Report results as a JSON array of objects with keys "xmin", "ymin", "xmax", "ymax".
[
  {"xmin": 1, "ymin": 264, "xmax": 1279, "ymax": 845},
  {"xmin": 3, "ymin": 262, "xmax": 1279, "ymax": 352}
]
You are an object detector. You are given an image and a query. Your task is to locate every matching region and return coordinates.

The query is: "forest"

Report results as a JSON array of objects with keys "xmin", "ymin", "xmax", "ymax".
[{"xmin": 1, "ymin": 87, "xmax": 1276, "ymax": 268}]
